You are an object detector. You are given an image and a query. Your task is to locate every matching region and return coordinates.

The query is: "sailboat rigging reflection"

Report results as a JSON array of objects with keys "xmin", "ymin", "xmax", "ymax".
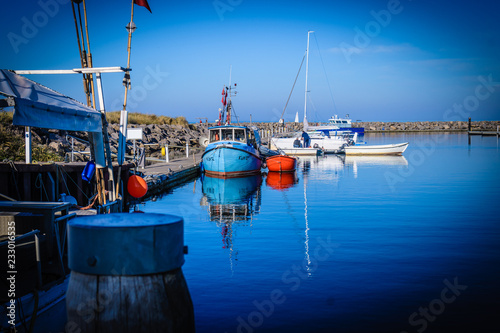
[{"xmin": 200, "ymin": 174, "xmax": 262, "ymax": 269}]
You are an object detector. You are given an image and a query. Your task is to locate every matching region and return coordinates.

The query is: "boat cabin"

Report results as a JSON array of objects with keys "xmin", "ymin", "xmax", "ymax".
[
  {"xmin": 208, "ymin": 126, "xmax": 260, "ymax": 148},
  {"xmin": 328, "ymin": 115, "xmax": 352, "ymax": 127}
]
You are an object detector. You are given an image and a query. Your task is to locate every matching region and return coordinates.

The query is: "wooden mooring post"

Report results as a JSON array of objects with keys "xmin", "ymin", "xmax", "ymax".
[{"xmin": 66, "ymin": 213, "xmax": 194, "ymax": 333}]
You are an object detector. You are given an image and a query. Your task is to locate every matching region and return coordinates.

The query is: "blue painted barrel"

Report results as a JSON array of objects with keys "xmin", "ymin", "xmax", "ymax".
[{"xmin": 66, "ymin": 213, "xmax": 194, "ymax": 333}]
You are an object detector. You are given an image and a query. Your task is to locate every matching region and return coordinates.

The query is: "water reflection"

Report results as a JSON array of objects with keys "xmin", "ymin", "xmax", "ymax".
[
  {"xmin": 297, "ymin": 154, "xmax": 408, "ymax": 179},
  {"xmin": 344, "ymin": 155, "xmax": 408, "ymax": 178},
  {"xmin": 200, "ymin": 174, "xmax": 262, "ymax": 270},
  {"xmin": 200, "ymin": 174, "xmax": 262, "ymax": 223},
  {"xmin": 265, "ymin": 171, "xmax": 299, "ymax": 191}
]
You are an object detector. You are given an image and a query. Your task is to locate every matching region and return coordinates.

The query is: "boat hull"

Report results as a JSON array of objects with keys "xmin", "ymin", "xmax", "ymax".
[
  {"xmin": 266, "ymin": 155, "xmax": 297, "ymax": 172},
  {"xmin": 344, "ymin": 142, "xmax": 409, "ymax": 155},
  {"xmin": 202, "ymin": 145, "xmax": 262, "ymax": 178},
  {"xmin": 278, "ymin": 148, "xmax": 322, "ymax": 156},
  {"xmin": 1, "ymin": 276, "xmax": 69, "ymax": 332},
  {"xmin": 271, "ymin": 136, "xmax": 346, "ymax": 154}
]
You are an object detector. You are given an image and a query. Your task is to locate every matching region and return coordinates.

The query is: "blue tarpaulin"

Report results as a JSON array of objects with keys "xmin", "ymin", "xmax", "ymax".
[{"xmin": 0, "ymin": 69, "xmax": 102, "ymax": 132}]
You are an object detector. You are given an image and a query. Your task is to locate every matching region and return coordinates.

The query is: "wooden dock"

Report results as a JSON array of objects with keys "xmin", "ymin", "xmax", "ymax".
[
  {"xmin": 468, "ymin": 130, "xmax": 500, "ymax": 136},
  {"xmin": 138, "ymin": 152, "xmax": 202, "ymax": 200}
]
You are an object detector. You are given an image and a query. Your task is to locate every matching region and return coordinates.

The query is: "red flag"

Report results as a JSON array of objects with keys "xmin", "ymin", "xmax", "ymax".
[
  {"xmin": 134, "ymin": 0, "xmax": 152, "ymax": 13},
  {"xmin": 221, "ymin": 88, "xmax": 227, "ymax": 106}
]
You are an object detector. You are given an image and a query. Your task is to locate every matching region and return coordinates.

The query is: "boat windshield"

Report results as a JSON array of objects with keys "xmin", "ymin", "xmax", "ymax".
[
  {"xmin": 210, "ymin": 128, "xmax": 247, "ymax": 143},
  {"xmin": 221, "ymin": 128, "xmax": 233, "ymax": 140},
  {"xmin": 234, "ymin": 129, "xmax": 245, "ymax": 142},
  {"xmin": 210, "ymin": 129, "xmax": 221, "ymax": 142}
]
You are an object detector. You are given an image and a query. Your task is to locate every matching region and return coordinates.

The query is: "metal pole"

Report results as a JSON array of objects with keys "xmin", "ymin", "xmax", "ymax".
[
  {"xmin": 35, "ymin": 233, "xmax": 42, "ymax": 288},
  {"xmin": 133, "ymin": 139, "xmax": 137, "ymax": 160},
  {"xmin": 166, "ymin": 145, "xmax": 169, "ymax": 163},
  {"xmin": 118, "ymin": 0, "xmax": 135, "ymax": 166},
  {"xmin": 82, "ymin": 0, "xmax": 96, "ymax": 109},
  {"xmin": 25, "ymin": 126, "xmax": 32, "ymax": 164},
  {"xmin": 95, "ymin": 72, "xmax": 116, "ymax": 201},
  {"xmin": 71, "ymin": 137, "xmax": 74, "ymax": 162},
  {"xmin": 186, "ymin": 142, "xmax": 189, "ymax": 158},
  {"xmin": 304, "ymin": 31, "xmax": 313, "ymax": 125}
]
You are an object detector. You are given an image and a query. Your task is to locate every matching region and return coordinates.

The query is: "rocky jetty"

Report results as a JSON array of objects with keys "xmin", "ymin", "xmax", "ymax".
[
  {"xmin": 242, "ymin": 120, "xmax": 500, "ymax": 133},
  {"xmin": 1, "ymin": 119, "xmax": 498, "ymax": 163},
  {"xmin": 352, "ymin": 120, "xmax": 500, "ymax": 132}
]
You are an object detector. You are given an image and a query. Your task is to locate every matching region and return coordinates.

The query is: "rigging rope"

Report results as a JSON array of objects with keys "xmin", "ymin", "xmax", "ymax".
[
  {"xmin": 312, "ymin": 34, "xmax": 338, "ymax": 116},
  {"xmin": 280, "ymin": 51, "xmax": 307, "ymax": 121}
]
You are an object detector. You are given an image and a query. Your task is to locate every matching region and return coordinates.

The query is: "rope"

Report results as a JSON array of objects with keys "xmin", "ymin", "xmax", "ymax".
[
  {"xmin": 75, "ymin": 192, "xmax": 99, "ymax": 210},
  {"xmin": 5, "ymin": 159, "xmax": 21, "ymax": 200},
  {"xmin": 56, "ymin": 165, "xmax": 91, "ymax": 202},
  {"xmin": 313, "ymin": 34, "xmax": 338, "ymax": 115},
  {"xmin": 34, "ymin": 173, "xmax": 50, "ymax": 201},
  {"xmin": 28, "ymin": 290, "xmax": 39, "ymax": 333},
  {"xmin": 56, "ymin": 165, "xmax": 71, "ymax": 196},
  {"xmin": 281, "ymin": 51, "xmax": 306, "ymax": 121}
]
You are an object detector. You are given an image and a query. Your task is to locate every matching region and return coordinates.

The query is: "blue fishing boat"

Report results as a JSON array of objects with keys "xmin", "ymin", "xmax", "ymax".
[
  {"xmin": 201, "ymin": 84, "xmax": 262, "ymax": 178},
  {"xmin": 202, "ymin": 125, "xmax": 263, "ymax": 178}
]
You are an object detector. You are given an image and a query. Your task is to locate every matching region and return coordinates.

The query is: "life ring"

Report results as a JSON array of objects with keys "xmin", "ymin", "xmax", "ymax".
[{"xmin": 313, "ymin": 143, "xmax": 319, "ymax": 148}]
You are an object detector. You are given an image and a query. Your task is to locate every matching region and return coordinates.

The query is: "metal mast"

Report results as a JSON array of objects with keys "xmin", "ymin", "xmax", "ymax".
[{"xmin": 304, "ymin": 31, "xmax": 314, "ymax": 128}]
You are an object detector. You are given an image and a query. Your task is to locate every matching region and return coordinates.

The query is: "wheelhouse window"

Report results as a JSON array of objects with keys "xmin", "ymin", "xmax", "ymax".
[
  {"xmin": 234, "ymin": 129, "xmax": 245, "ymax": 142},
  {"xmin": 210, "ymin": 129, "xmax": 221, "ymax": 142},
  {"xmin": 221, "ymin": 129, "xmax": 233, "ymax": 140}
]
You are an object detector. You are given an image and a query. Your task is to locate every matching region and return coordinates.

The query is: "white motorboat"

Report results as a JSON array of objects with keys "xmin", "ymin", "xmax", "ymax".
[
  {"xmin": 277, "ymin": 147, "xmax": 322, "ymax": 156},
  {"xmin": 343, "ymin": 142, "xmax": 409, "ymax": 155},
  {"xmin": 271, "ymin": 131, "xmax": 356, "ymax": 154},
  {"xmin": 308, "ymin": 114, "xmax": 365, "ymax": 134}
]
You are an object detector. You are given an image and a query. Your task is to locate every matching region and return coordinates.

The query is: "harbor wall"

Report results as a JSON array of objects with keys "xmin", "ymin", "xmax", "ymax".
[
  {"xmin": 1, "ymin": 120, "xmax": 498, "ymax": 165},
  {"xmin": 244, "ymin": 120, "xmax": 500, "ymax": 133}
]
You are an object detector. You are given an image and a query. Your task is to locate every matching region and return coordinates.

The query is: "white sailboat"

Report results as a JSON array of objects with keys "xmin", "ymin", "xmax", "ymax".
[{"xmin": 272, "ymin": 31, "xmax": 351, "ymax": 154}]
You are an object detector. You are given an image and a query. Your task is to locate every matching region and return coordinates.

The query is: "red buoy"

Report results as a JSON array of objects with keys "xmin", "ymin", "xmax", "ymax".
[{"xmin": 127, "ymin": 175, "xmax": 148, "ymax": 198}]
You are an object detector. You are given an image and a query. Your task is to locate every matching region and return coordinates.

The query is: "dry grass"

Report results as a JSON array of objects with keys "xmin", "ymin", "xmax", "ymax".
[
  {"xmin": 0, "ymin": 111, "xmax": 62, "ymax": 162},
  {"xmin": 106, "ymin": 112, "xmax": 189, "ymax": 126}
]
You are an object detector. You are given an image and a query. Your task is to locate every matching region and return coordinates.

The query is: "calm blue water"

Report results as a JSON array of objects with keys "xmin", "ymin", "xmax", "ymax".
[{"xmin": 140, "ymin": 133, "xmax": 500, "ymax": 333}]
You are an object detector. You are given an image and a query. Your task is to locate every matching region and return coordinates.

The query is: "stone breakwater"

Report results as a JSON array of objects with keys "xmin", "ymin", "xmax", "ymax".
[
  {"xmin": 353, "ymin": 120, "xmax": 500, "ymax": 132},
  {"xmin": 3, "ymin": 120, "xmax": 498, "ymax": 162},
  {"xmin": 245, "ymin": 120, "xmax": 500, "ymax": 133}
]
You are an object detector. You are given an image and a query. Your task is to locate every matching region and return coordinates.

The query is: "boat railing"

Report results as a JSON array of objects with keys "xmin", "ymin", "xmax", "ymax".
[
  {"xmin": 97, "ymin": 200, "xmax": 122, "ymax": 214},
  {"xmin": 0, "ymin": 229, "xmax": 45, "ymax": 301},
  {"xmin": 66, "ymin": 134, "xmax": 90, "ymax": 162}
]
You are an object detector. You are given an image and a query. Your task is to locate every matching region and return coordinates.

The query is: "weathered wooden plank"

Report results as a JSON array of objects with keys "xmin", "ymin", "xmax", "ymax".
[{"xmin": 66, "ymin": 271, "xmax": 98, "ymax": 332}]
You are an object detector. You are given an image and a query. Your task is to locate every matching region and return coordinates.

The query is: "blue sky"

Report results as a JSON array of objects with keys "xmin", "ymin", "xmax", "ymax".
[{"xmin": 1, "ymin": 0, "xmax": 499, "ymax": 122}]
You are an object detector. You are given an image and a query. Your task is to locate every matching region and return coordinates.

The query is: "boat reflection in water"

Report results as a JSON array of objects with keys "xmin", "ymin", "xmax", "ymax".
[
  {"xmin": 344, "ymin": 155, "xmax": 408, "ymax": 178},
  {"xmin": 265, "ymin": 171, "xmax": 299, "ymax": 191},
  {"xmin": 298, "ymin": 154, "xmax": 408, "ymax": 179},
  {"xmin": 200, "ymin": 174, "xmax": 262, "ymax": 268}
]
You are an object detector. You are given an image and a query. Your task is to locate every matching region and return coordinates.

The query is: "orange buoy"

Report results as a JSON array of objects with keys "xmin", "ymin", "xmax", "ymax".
[{"xmin": 127, "ymin": 175, "xmax": 148, "ymax": 198}]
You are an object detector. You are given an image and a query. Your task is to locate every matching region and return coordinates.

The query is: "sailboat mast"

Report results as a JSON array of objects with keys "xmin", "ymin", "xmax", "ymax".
[{"xmin": 304, "ymin": 31, "xmax": 313, "ymax": 124}]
